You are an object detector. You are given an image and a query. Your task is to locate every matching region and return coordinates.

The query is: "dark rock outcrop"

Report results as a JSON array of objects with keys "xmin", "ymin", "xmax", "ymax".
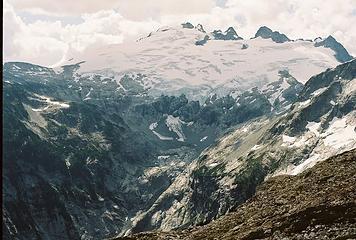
[
  {"xmin": 181, "ymin": 22, "xmax": 194, "ymax": 29},
  {"xmin": 212, "ymin": 27, "xmax": 243, "ymax": 41},
  {"xmin": 314, "ymin": 35, "xmax": 353, "ymax": 63},
  {"xmin": 241, "ymin": 43, "xmax": 248, "ymax": 49},
  {"xmin": 195, "ymin": 35, "xmax": 210, "ymax": 46},
  {"xmin": 195, "ymin": 24, "xmax": 206, "ymax": 33},
  {"xmin": 254, "ymin": 26, "xmax": 290, "ymax": 43}
]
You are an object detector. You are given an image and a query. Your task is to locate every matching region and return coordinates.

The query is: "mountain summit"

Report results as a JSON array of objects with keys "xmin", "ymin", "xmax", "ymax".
[
  {"xmin": 212, "ymin": 26, "xmax": 243, "ymax": 40},
  {"xmin": 314, "ymin": 35, "xmax": 353, "ymax": 62},
  {"xmin": 254, "ymin": 26, "xmax": 290, "ymax": 43}
]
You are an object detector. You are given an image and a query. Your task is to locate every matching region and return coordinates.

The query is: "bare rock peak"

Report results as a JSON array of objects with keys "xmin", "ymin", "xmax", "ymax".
[
  {"xmin": 255, "ymin": 26, "xmax": 290, "ymax": 43},
  {"xmin": 212, "ymin": 26, "xmax": 243, "ymax": 40},
  {"xmin": 181, "ymin": 22, "xmax": 194, "ymax": 29},
  {"xmin": 314, "ymin": 35, "xmax": 353, "ymax": 63}
]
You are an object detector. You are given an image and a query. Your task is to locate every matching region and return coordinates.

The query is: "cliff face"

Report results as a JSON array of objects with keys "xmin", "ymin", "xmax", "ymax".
[{"xmin": 116, "ymin": 148, "xmax": 356, "ymax": 240}]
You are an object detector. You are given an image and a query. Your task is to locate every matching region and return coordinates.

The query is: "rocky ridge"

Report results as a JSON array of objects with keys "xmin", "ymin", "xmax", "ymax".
[
  {"xmin": 114, "ymin": 148, "xmax": 356, "ymax": 240},
  {"xmin": 314, "ymin": 35, "xmax": 353, "ymax": 63},
  {"xmin": 125, "ymin": 59, "xmax": 356, "ymax": 234},
  {"xmin": 254, "ymin": 26, "xmax": 290, "ymax": 43}
]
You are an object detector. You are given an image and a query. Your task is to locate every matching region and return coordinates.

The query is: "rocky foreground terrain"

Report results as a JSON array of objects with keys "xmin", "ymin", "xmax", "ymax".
[{"xmin": 115, "ymin": 149, "xmax": 356, "ymax": 240}]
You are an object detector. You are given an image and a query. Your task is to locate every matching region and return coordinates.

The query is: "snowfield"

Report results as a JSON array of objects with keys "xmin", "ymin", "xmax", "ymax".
[
  {"xmin": 63, "ymin": 25, "xmax": 340, "ymax": 100},
  {"xmin": 279, "ymin": 113, "xmax": 356, "ymax": 176}
]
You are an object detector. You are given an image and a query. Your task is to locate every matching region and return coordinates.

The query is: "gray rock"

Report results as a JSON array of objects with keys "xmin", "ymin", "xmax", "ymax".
[
  {"xmin": 314, "ymin": 35, "xmax": 353, "ymax": 63},
  {"xmin": 182, "ymin": 22, "xmax": 194, "ymax": 29},
  {"xmin": 254, "ymin": 26, "xmax": 290, "ymax": 43},
  {"xmin": 212, "ymin": 27, "xmax": 243, "ymax": 40}
]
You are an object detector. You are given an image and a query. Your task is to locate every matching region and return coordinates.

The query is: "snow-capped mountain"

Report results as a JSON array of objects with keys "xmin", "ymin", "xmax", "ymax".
[
  {"xmin": 2, "ymin": 23, "xmax": 355, "ymax": 240},
  {"xmin": 63, "ymin": 23, "xmax": 351, "ymax": 100}
]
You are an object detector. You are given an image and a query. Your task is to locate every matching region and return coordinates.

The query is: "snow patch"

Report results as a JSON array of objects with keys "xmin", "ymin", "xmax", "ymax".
[
  {"xmin": 290, "ymin": 154, "xmax": 321, "ymax": 175},
  {"xmin": 12, "ymin": 64, "xmax": 21, "ymax": 70},
  {"xmin": 31, "ymin": 106, "xmax": 50, "ymax": 112},
  {"xmin": 149, "ymin": 122, "xmax": 158, "ymax": 130},
  {"xmin": 65, "ymin": 158, "xmax": 71, "ymax": 168},
  {"xmin": 33, "ymin": 94, "xmax": 70, "ymax": 109},
  {"xmin": 85, "ymin": 87, "xmax": 93, "ymax": 97},
  {"xmin": 298, "ymin": 99, "xmax": 311, "ymax": 107},
  {"xmin": 306, "ymin": 121, "xmax": 321, "ymax": 136},
  {"xmin": 165, "ymin": 115, "xmax": 185, "ymax": 142},
  {"xmin": 282, "ymin": 135, "xmax": 296, "ymax": 143},
  {"xmin": 322, "ymin": 117, "xmax": 356, "ymax": 149},
  {"xmin": 310, "ymin": 87, "xmax": 327, "ymax": 97},
  {"xmin": 149, "ymin": 122, "xmax": 174, "ymax": 141},
  {"xmin": 208, "ymin": 163, "xmax": 219, "ymax": 168},
  {"xmin": 289, "ymin": 136, "xmax": 309, "ymax": 148},
  {"xmin": 200, "ymin": 136, "xmax": 208, "ymax": 142},
  {"xmin": 251, "ymin": 144, "xmax": 262, "ymax": 151},
  {"xmin": 158, "ymin": 155, "xmax": 170, "ymax": 160}
]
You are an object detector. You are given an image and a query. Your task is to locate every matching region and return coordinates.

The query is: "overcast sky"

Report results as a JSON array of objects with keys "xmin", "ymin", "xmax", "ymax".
[{"xmin": 3, "ymin": 0, "xmax": 356, "ymax": 66}]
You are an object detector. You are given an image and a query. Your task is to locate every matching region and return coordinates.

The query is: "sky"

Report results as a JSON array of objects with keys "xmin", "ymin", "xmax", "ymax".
[{"xmin": 3, "ymin": 0, "xmax": 356, "ymax": 67}]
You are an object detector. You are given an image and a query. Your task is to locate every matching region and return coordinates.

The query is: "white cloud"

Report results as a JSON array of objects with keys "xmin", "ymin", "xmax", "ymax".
[
  {"xmin": 221, "ymin": 0, "xmax": 356, "ymax": 54},
  {"xmin": 4, "ymin": 3, "xmax": 126, "ymax": 66},
  {"xmin": 3, "ymin": 1, "xmax": 68, "ymax": 65},
  {"xmin": 8, "ymin": 0, "xmax": 215, "ymax": 18},
  {"xmin": 7, "ymin": 0, "xmax": 120, "ymax": 16},
  {"xmin": 114, "ymin": 0, "xmax": 215, "ymax": 21},
  {"xmin": 3, "ymin": 0, "xmax": 356, "ymax": 66}
]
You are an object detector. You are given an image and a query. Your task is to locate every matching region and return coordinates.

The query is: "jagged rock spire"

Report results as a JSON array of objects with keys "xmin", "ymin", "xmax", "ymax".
[
  {"xmin": 255, "ymin": 26, "xmax": 290, "ymax": 43},
  {"xmin": 212, "ymin": 26, "xmax": 243, "ymax": 40}
]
